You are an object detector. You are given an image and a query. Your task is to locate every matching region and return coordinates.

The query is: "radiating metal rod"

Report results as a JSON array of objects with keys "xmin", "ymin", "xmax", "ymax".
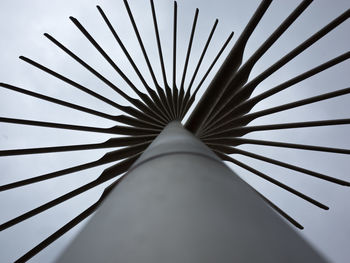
[
  {"xmin": 205, "ymin": 87, "xmax": 350, "ymax": 135},
  {"xmin": 177, "ymin": 8, "xmax": 199, "ymax": 119},
  {"xmin": 204, "ymin": 0, "xmax": 313, "ymax": 128},
  {"xmin": 215, "ymin": 152, "xmax": 303, "ymax": 229},
  {"xmin": 214, "ymin": 151, "xmax": 329, "ymax": 209},
  {"xmin": 179, "ymin": 19, "xmax": 218, "ymax": 118},
  {"xmin": 0, "ymin": 136, "xmax": 154, "ymax": 157},
  {"xmin": 0, "ymin": 155, "xmax": 138, "ymax": 231},
  {"xmin": 210, "ymin": 144, "xmax": 349, "ymax": 187},
  {"xmin": 19, "ymin": 55, "xmax": 132, "ymax": 115},
  {"xmin": 149, "ymin": 0, "xmax": 176, "ymax": 120},
  {"xmin": 181, "ymin": 31, "xmax": 234, "ymax": 119},
  {"xmin": 185, "ymin": 0, "xmax": 272, "ymax": 135},
  {"xmin": 0, "ymin": 117, "xmax": 160, "ymax": 136},
  {"xmin": 70, "ymin": 16, "xmax": 169, "ymax": 123},
  {"xmin": 172, "ymin": 1, "xmax": 179, "ymax": 117},
  {"xmin": 43, "ymin": 33, "xmax": 167, "ymax": 126},
  {"xmin": 96, "ymin": 5, "xmax": 171, "ymax": 122},
  {"xmin": 122, "ymin": 0, "xmax": 173, "ymax": 119},
  {"xmin": 205, "ymin": 137, "xmax": 350, "ymax": 155},
  {"xmin": 0, "ymin": 143, "xmax": 148, "ymax": 192},
  {"xmin": 204, "ymin": 51, "xmax": 350, "ymax": 132},
  {"xmin": 14, "ymin": 178, "xmax": 123, "ymax": 262},
  {"xmin": 1, "ymin": 82, "xmax": 131, "ymax": 123},
  {"xmin": 210, "ymin": 8, "xmax": 350, "ymax": 126},
  {"xmin": 202, "ymin": 119, "xmax": 350, "ymax": 139}
]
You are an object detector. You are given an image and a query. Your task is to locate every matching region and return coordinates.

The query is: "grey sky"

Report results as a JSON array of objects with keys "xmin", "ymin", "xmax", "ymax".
[{"xmin": 0, "ymin": 0, "xmax": 349, "ymax": 262}]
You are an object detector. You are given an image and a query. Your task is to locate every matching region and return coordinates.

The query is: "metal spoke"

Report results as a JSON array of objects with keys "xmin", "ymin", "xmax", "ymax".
[
  {"xmin": 14, "ymin": 178, "xmax": 122, "ymax": 262},
  {"xmin": 0, "ymin": 155, "xmax": 138, "ymax": 231},
  {"xmin": 204, "ymin": 137, "xmax": 350, "ymax": 155},
  {"xmin": 0, "ymin": 136, "xmax": 154, "ymax": 157},
  {"xmin": 179, "ymin": 19, "xmax": 218, "ymax": 118},
  {"xmin": 215, "ymin": 151, "xmax": 329, "ymax": 210},
  {"xmin": 0, "ymin": 116, "xmax": 160, "ymax": 136},
  {"xmin": 177, "ymin": 8, "xmax": 199, "ymax": 118},
  {"xmin": 0, "ymin": 143, "xmax": 148, "ymax": 192},
  {"xmin": 210, "ymin": 144, "xmax": 350, "ymax": 187}
]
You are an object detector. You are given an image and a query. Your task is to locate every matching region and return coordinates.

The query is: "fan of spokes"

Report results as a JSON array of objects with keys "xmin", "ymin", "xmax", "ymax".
[{"xmin": 0, "ymin": 0, "xmax": 349, "ymax": 262}]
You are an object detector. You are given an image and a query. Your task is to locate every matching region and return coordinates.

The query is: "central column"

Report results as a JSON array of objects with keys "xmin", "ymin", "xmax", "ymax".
[{"xmin": 57, "ymin": 121, "xmax": 326, "ymax": 263}]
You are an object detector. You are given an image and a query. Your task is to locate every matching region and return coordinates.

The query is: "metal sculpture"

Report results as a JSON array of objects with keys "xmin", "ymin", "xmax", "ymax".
[{"xmin": 0, "ymin": 0, "xmax": 349, "ymax": 262}]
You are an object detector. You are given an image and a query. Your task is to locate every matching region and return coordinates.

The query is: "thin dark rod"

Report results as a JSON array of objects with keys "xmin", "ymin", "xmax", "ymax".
[
  {"xmin": 96, "ymin": 5, "xmax": 171, "ymax": 122},
  {"xmin": 149, "ymin": 0, "xmax": 176, "ymax": 119},
  {"xmin": 0, "ymin": 143, "xmax": 148, "ymax": 192},
  {"xmin": 172, "ymin": 1, "xmax": 179, "ymax": 117},
  {"xmin": 204, "ymin": 137, "xmax": 350, "ymax": 155},
  {"xmin": 255, "ymin": 189, "xmax": 304, "ymax": 229},
  {"xmin": 44, "ymin": 33, "xmax": 166, "ymax": 126},
  {"xmin": 179, "ymin": 18, "xmax": 218, "ymax": 118},
  {"xmin": 206, "ymin": 86, "xmax": 350, "ymax": 134},
  {"xmin": 14, "ymin": 179, "xmax": 122, "ymax": 262},
  {"xmin": 122, "ymin": 0, "xmax": 173, "ymax": 119},
  {"xmin": 210, "ymin": 144, "xmax": 350, "ymax": 187},
  {"xmin": 206, "ymin": 8, "xmax": 350, "ymax": 128},
  {"xmin": 0, "ymin": 82, "xmax": 133, "ymax": 124},
  {"xmin": 185, "ymin": 0, "xmax": 272, "ymax": 134},
  {"xmin": 218, "ymin": 150, "xmax": 304, "ymax": 229},
  {"xmin": 0, "ymin": 136, "xmax": 154, "ymax": 157},
  {"xmin": 177, "ymin": 8, "xmax": 199, "ymax": 118},
  {"xmin": 214, "ymin": 151, "xmax": 329, "ymax": 210},
  {"xmin": 0, "ymin": 155, "xmax": 138, "ymax": 231},
  {"xmin": 203, "ymin": 0, "xmax": 313, "ymax": 128},
  {"xmin": 202, "ymin": 119, "xmax": 350, "ymax": 139},
  {"xmin": 0, "ymin": 117, "xmax": 160, "ymax": 136},
  {"xmin": 181, "ymin": 31, "xmax": 234, "ymax": 119},
  {"xmin": 19, "ymin": 55, "xmax": 130, "ymax": 116},
  {"xmin": 204, "ymin": 51, "xmax": 350, "ymax": 132},
  {"xmin": 70, "ymin": 16, "xmax": 169, "ymax": 123}
]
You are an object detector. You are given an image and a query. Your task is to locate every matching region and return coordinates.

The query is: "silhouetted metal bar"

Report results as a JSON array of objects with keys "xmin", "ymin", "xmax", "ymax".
[
  {"xmin": 177, "ymin": 8, "xmax": 199, "ymax": 118},
  {"xmin": 57, "ymin": 121, "xmax": 326, "ymax": 262},
  {"xmin": 181, "ymin": 31, "xmax": 234, "ymax": 119},
  {"xmin": 204, "ymin": 51, "xmax": 350, "ymax": 132},
  {"xmin": 210, "ymin": 144, "xmax": 349, "ymax": 187},
  {"xmin": 202, "ymin": 118, "xmax": 350, "ymax": 139},
  {"xmin": 70, "ymin": 16, "xmax": 168, "ymax": 123},
  {"xmin": 150, "ymin": 0, "xmax": 176, "ymax": 119},
  {"xmin": 204, "ymin": 0, "xmax": 313, "ymax": 127},
  {"xmin": 0, "ymin": 155, "xmax": 138, "ymax": 231},
  {"xmin": 0, "ymin": 143, "xmax": 149, "ymax": 192},
  {"xmin": 0, "ymin": 136, "xmax": 154, "ymax": 157},
  {"xmin": 206, "ymin": 86, "xmax": 350, "ymax": 133},
  {"xmin": 122, "ymin": 0, "xmax": 173, "ymax": 120},
  {"xmin": 205, "ymin": 137, "xmax": 350, "ymax": 155},
  {"xmin": 14, "ymin": 178, "xmax": 122, "ymax": 263},
  {"xmin": 96, "ymin": 5, "xmax": 170, "ymax": 122},
  {"xmin": 209, "ymin": 8, "xmax": 350, "ymax": 126},
  {"xmin": 186, "ymin": 0, "xmax": 272, "ymax": 135},
  {"xmin": 213, "ymin": 151, "xmax": 329, "ymax": 209},
  {"xmin": 0, "ymin": 117, "xmax": 160, "ymax": 136},
  {"xmin": 18, "ymin": 55, "xmax": 134, "ymax": 115},
  {"xmin": 44, "ymin": 33, "xmax": 166, "ymax": 126},
  {"xmin": 172, "ymin": 1, "xmax": 179, "ymax": 118},
  {"xmin": 179, "ymin": 19, "xmax": 218, "ymax": 118},
  {"xmin": 0, "ymin": 82, "xmax": 133, "ymax": 123},
  {"xmin": 214, "ymin": 152, "xmax": 303, "ymax": 229}
]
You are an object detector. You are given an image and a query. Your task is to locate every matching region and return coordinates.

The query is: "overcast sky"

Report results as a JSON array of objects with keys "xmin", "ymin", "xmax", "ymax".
[{"xmin": 0, "ymin": 0, "xmax": 349, "ymax": 262}]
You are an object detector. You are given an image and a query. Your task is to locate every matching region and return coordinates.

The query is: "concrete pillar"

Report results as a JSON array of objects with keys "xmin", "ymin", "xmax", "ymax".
[{"xmin": 57, "ymin": 121, "xmax": 326, "ymax": 263}]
